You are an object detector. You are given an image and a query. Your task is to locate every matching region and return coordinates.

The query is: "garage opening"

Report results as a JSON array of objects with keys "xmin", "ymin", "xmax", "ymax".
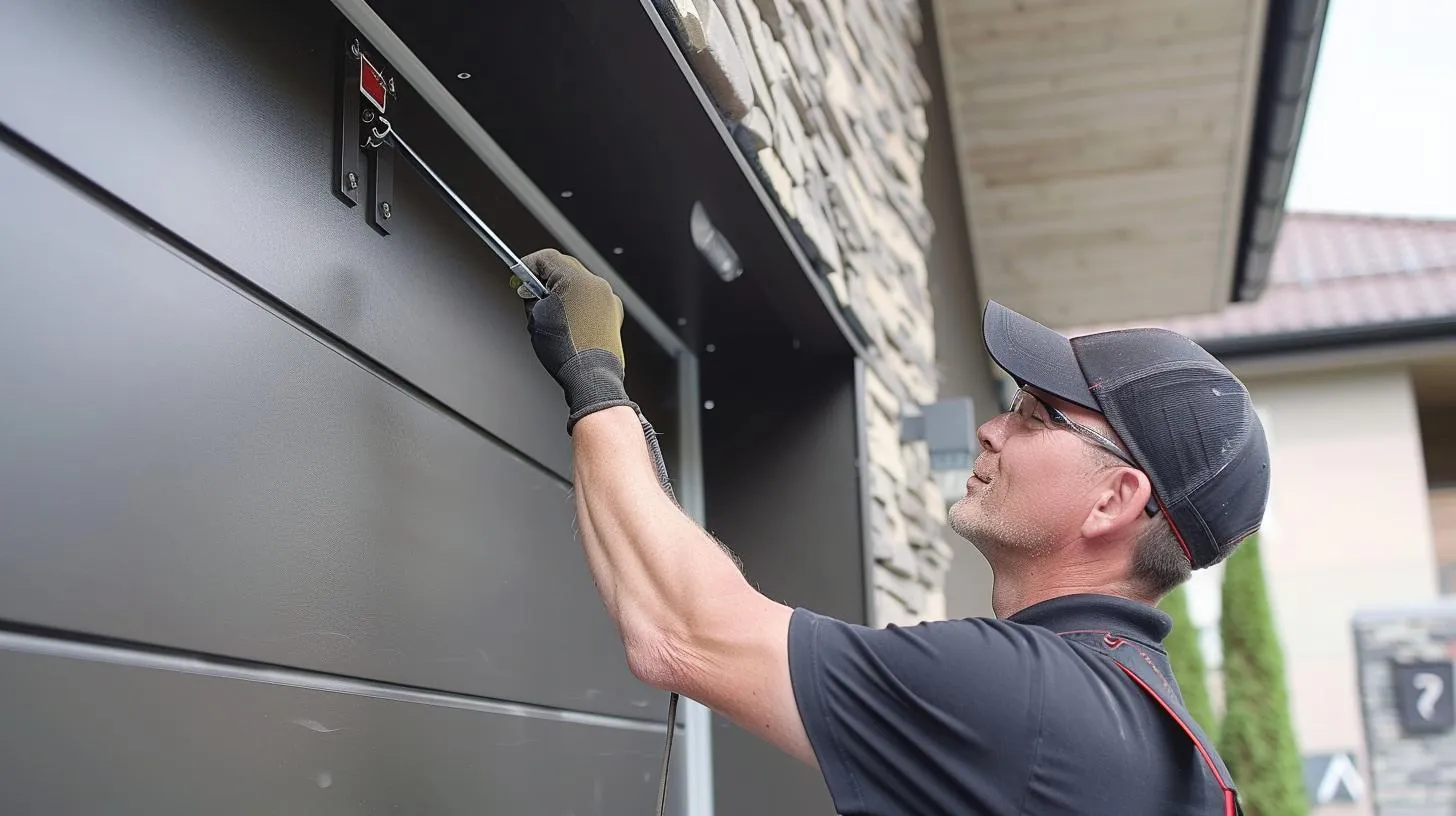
[{"xmin": 0, "ymin": 0, "xmax": 871, "ymax": 812}]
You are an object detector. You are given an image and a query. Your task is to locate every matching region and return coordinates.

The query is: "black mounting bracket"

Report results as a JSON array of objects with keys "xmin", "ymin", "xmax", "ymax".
[{"xmin": 334, "ymin": 27, "xmax": 399, "ymax": 235}]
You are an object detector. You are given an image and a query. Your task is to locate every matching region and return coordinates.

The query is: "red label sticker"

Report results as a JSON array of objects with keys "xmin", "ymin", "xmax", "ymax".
[{"xmin": 360, "ymin": 55, "xmax": 388, "ymax": 113}]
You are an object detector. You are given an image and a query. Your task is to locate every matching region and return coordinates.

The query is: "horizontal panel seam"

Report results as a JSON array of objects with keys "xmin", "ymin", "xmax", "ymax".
[
  {"xmin": 0, "ymin": 620, "xmax": 674, "ymax": 734},
  {"xmin": 0, "ymin": 122, "xmax": 571, "ymax": 490}
]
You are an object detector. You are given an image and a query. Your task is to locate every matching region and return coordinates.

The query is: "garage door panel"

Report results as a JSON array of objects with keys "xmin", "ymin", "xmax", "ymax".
[
  {"xmin": 0, "ymin": 142, "xmax": 662, "ymax": 721},
  {"xmin": 0, "ymin": 0, "xmax": 577, "ymax": 478},
  {"xmin": 0, "ymin": 634, "xmax": 684, "ymax": 816}
]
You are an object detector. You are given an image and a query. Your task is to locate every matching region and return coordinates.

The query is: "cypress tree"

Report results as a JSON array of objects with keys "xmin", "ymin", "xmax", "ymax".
[
  {"xmin": 1218, "ymin": 533, "xmax": 1308, "ymax": 815},
  {"xmin": 1159, "ymin": 584, "xmax": 1218, "ymax": 739}
]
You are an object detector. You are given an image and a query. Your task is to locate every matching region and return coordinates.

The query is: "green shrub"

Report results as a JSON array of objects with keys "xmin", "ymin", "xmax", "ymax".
[
  {"xmin": 1217, "ymin": 533, "xmax": 1307, "ymax": 815},
  {"xmin": 1159, "ymin": 584, "xmax": 1218, "ymax": 739}
]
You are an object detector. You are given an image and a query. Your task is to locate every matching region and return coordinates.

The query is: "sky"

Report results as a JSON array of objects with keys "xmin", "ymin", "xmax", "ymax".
[{"xmin": 1284, "ymin": 0, "xmax": 1456, "ymax": 219}]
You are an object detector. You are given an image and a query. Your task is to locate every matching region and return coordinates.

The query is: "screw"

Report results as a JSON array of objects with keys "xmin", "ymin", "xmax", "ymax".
[
  {"xmin": 379, "ymin": 202, "xmax": 392, "ymax": 219},
  {"xmin": 361, "ymin": 109, "xmax": 374, "ymax": 123},
  {"xmin": 350, "ymin": 40, "xmax": 361, "ymax": 58},
  {"xmin": 346, "ymin": 172, "xmax": 358, "ymax": 190},
  {"xmin": 388, "ymin": 78, "xmax": 396, "ymax": 95}
]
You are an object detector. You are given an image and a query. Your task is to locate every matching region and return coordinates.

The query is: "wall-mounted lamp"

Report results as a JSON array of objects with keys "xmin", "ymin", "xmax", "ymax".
[
  {"xmin": 901, "ymin": 396, "xmax": 977, "ymax": 506},
  {"xmin": 691, "ymin": 201, "xmax": 743, "ymax": 283}
]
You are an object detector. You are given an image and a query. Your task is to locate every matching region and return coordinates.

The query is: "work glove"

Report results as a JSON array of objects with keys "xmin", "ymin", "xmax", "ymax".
[
  {"xmin": 514, "ymin": 249, "xmax": 636, "ymax": 434},
  {"xmin": 515, "ymin": 249, "xmax": 676, "ymax": 501}
]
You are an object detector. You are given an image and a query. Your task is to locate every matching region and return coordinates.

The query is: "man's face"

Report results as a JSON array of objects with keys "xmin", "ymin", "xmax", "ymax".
[{"xmin": 948, "ymin": 388, "xmax": 1123, "ymax": 562}]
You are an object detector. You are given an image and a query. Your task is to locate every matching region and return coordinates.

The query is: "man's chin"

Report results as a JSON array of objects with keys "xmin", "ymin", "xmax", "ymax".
[
  {"xmin": 948, "ymin": 502, "xmax": 1013, "ymax": 556},
  {"xmin": 947, "ymin": 499, "xmax": 983, "ymax": 543}
]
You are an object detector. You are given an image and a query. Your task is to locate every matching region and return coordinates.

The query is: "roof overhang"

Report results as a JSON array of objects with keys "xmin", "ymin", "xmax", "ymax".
[{"xmin": 931, "ymin": 0, "xmax": 1328, "ymax": 328}]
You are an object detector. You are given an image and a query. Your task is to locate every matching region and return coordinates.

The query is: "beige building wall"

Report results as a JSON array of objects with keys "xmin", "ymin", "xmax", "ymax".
[
  {"xmin": 1238, "ymin": 364, "xmax": 1440, "ymax": 813},
  {"xmin": 1431, "ymin": 489, "xmax": 1456, "ymax": 592}
]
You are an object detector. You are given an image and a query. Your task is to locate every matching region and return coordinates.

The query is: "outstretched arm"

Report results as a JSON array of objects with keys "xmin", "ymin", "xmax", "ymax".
[
  {"xmin": 571, "ymin": 406, "xmax": 815, "ymax": 766},
  {"xmin": 515, "ymin": 249, "xmax": 815, "ymax": 766}
]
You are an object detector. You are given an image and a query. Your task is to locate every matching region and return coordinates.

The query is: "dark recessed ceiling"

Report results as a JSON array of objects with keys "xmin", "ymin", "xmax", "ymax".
[{"xmin": 363, "ymin": 0, "xmax": 860, "ymax": 362}]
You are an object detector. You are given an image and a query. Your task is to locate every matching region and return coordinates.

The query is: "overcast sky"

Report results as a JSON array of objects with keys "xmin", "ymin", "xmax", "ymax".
[{"xmin": 1285, "ymin": 0, "xmax": 1456, "ymax": 218}]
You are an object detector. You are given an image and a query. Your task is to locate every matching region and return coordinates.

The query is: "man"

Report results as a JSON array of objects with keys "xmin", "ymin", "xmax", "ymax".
[{"xmin": 516, "ymin": 249, "xmax": 1270, "ymax": 815}]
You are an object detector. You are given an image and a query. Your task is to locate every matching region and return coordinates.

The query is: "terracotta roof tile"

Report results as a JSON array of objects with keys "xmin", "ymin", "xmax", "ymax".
[
  {"xmin": 1274, "ymin": 213, "xmax": 1456, "ymax": 284},
  {"xmin": 1064, "ymin": 213, "xmax": 1456, "ymax": 343}
]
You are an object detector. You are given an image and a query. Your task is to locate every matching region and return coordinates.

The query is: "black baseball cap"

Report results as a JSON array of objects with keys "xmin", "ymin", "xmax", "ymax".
[{"xmin": 981, "ymin": 300, "xmax": 1270, "ymax": 570}]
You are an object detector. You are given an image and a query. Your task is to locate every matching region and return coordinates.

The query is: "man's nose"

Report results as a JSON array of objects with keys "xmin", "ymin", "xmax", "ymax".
[{"xmin": 977, "ymin": 414, "xmax": 1007, "ymax": 453}]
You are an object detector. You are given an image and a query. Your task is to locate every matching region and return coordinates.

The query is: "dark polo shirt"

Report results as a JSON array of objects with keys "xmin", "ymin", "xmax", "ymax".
[{"xmin": 787, "ymin": 593, "xmax": 1225, "ymax": 815}]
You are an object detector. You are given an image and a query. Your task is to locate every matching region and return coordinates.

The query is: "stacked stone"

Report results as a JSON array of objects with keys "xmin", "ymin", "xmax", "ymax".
[
  {"xmin": 864, "ymin": 367, "xmax": 953, "ymax": 626},
  {"xmin": 656, "ymin": 0, "xmax": 948, "ymax": 626}
]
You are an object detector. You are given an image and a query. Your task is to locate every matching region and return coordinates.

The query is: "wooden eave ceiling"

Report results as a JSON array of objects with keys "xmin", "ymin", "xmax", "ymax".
[{"xmin": 932, "ymin": 0, "xmax": 1270, "ymax": 329}]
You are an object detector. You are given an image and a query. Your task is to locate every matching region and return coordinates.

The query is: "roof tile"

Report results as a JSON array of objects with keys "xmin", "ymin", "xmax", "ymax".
[{"xmin": 1063, "ymin": 213, "xmax": 1456, "ymax": 343}]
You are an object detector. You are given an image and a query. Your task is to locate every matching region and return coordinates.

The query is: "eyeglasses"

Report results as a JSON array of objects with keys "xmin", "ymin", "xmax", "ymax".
[{"xmin": 1008, "ymin": 386, "xmax": 1159, "ymax": 516}]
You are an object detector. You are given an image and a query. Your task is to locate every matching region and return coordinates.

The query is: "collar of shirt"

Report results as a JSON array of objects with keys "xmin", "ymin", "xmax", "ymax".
[{"xmin": 1007, "ymin": 592, "xmax": 1173, "ymax": 648}]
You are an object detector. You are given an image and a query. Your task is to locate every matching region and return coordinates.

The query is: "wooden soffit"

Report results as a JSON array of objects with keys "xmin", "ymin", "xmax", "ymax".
[{"xmin": 932, "ymin": 0, "xmax": 1270, "ymax": 328}]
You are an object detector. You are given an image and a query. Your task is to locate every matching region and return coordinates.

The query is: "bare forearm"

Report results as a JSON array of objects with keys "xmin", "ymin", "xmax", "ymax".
[
  {"xmin": 513, "ymin": 250, "xmax": 813, "ymax": 765},
  {"xmin": 570, "ymin": 406, "xmax": 751, "ymax": 681}
]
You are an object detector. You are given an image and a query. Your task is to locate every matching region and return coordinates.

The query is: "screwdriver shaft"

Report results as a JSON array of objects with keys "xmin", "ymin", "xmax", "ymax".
[{"xmin": 388, "ymin": 127, "xmax": 550, "ymax": 299}]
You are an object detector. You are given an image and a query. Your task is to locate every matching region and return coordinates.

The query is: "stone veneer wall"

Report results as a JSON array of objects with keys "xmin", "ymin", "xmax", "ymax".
[
  {"xmin": 654, "ymin": 0, "xmax": 952, "ymax": 627},
  {"xmin": 1352, "ymin": 603, "xmax": 1456, "ymax": 813}
]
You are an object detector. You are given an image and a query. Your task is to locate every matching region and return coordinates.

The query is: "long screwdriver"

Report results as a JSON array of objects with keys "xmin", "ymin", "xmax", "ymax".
[
  {"xmin": 364, "ymin": 114, "xmax": 682, "ymax": 816},
  {"xmin": 369, "ymin": 116, "xmax": 550, "ymax": 300}
]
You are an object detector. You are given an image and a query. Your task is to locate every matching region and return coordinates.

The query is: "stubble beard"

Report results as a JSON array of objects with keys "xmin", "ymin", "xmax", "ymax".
[{"xmin": 948, "ymin": 491, "xmax": 1053, "ymax": 565}]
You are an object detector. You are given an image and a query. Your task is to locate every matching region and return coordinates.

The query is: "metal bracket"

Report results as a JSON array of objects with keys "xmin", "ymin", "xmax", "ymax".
[
  {"xmin": 333, "ymin": 31, "xmax": 362, "ymax": 208},
  {"xmin": 334, "ymin": 27, "xmax": 398, "ymax": 235},
  {"xmin": 323, "ymin": 26, "xmax": 549, "ymax": 297},
  {"xmin": 364, "ymin": 118, "xmax": 395, "ymax": 235}
]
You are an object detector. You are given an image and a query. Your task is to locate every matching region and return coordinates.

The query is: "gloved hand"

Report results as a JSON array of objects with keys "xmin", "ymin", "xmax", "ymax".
[
  {"xmin": 515, "ymin": 249, "xmax": 678, "ymax": 502},
  {"xmin": 514, "ymin": 248, "xmax": 637, "ymax": 434}
]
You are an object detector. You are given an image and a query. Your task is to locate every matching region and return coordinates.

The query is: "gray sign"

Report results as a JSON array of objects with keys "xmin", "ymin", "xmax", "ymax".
[
  {"xmin": 1301, "ymin": 752, "xmax": 1364, "ymax": 806},
  {"xmin": 1392, "ymin": 660, "xmax": 1456, "ymax": 735}
]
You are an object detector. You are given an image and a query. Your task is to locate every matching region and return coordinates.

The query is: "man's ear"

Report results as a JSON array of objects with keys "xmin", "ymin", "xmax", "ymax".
[{"xmin": 1082, "ymin": 467, "xmax": 1151, "ymax": 541}]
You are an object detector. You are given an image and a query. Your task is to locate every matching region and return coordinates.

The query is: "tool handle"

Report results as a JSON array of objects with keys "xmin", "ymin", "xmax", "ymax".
[{"xmin": 508, "ymin": 260, "xmax": 550, "ymax": 300}]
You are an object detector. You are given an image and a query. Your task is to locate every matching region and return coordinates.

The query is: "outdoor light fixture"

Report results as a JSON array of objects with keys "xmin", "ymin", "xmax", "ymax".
[
  {"xmin": 690, "ymin": 200, "xmax": 743, "ymax": 283},
  {"xmin": 901, "ymin": 396, "xmax": 977, "ymax": 506}
]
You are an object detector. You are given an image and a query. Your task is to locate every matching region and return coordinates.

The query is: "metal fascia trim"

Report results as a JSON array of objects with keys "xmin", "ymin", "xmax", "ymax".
[
  {"xmin": 1201, "ymin": 315, "xmax": 1456, "ymax": 361},
  {"xmin": 675, "ymin": 351, "xmax": 716, "ymax": 816},
  {"xmin": 854, "ymin": 357, "xmax": 877, "ymax": 627},
  {"xmin": 1231, "ymin": 0, "xmax": 1332, "ymax": 303}
]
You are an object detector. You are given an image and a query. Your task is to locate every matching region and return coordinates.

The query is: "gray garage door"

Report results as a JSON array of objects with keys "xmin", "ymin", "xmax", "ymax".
[{"xmin": 0, "ymin": 0, "xmax": 690, "ymax": 812}]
